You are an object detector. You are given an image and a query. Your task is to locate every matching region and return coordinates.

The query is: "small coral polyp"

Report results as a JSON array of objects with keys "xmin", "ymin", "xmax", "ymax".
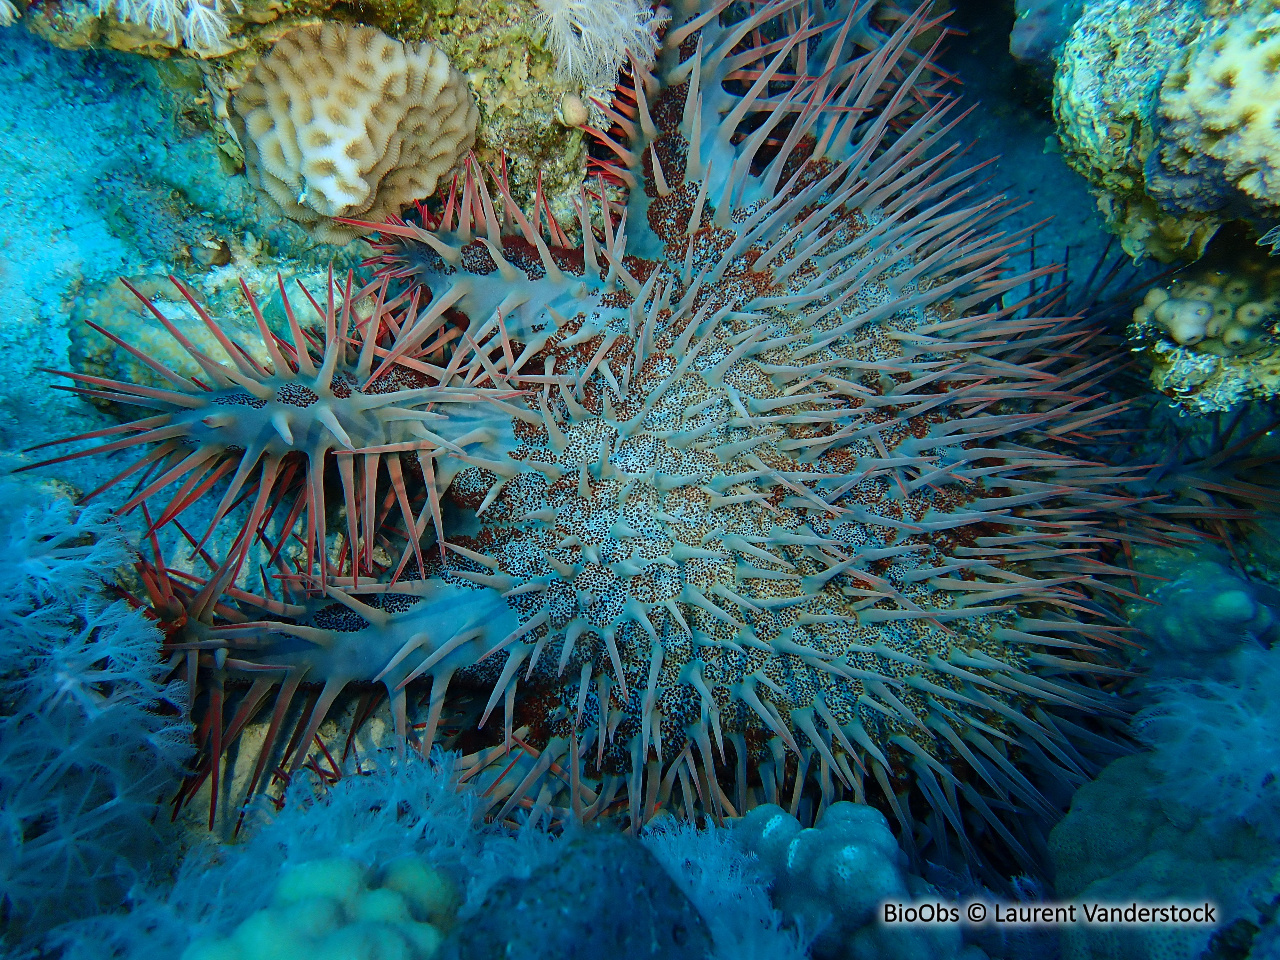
[
  {"xmin": 1135, "ymin": 268, "xmax": 1279, "ymax": 354},
  {"xmin": 38, "ymin": 0, "xmax": 1130, "ymax": 875},
  {"xmin": 1130, "ymin": 255, "xmax": 1280, "ymax": 411}
]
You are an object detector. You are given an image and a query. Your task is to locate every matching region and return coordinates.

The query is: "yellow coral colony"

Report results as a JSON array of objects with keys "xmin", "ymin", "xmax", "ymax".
[
  {"xmin": 231, "ymin": 23, "xmax": 478, "ymax": 243},
  {"xmin": 1158, "ymin": 7, "xmax": 1280, "ymax": 212}
]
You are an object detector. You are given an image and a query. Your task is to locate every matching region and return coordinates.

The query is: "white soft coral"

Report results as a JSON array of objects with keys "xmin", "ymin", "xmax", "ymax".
[
  {"xmin": 1136, "ymin": 643, "xmax": 1280, "ymax": 842},
  {"xmin": 180, "ymin": 0, "xmax": 235, "ymax": 53},
  {"xmin": 93, "ymin": 0, "xmax": 240, "ymax": 55},
  {"xmin": 534, "ymin": 0, "xmax": 667, "ymax": 90},
  {"xmin": 0, "ymin": 480, "xmax": 189, "ymax": 940}
]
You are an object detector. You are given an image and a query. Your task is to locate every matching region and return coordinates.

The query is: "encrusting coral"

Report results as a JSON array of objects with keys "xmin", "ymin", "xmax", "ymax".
[
  {"xmin": 30, "ymin": 0, "xmax": 1137, "ymax": 881},
  {"xmin": 1154, "ymin": 4, "xmax": 1280, "ymax": 226},
  {"xmin": 1049, "ymin": 752, "xmax": 1278, "ymax": 960},
  {"xmin": 1047, "ymin": 644, "xmax": 1280, "ymax": 960},
  {"xmin": 1052, "ymin": 0, "xmax": 1218, "ymax": 262},
  {"xmin": 1131, "ymin": 556, "xmax": 1280, "ymax": 678},
  {"xmin": 231, "ymin": 23, "xmax": 479, "ymax": 244}
]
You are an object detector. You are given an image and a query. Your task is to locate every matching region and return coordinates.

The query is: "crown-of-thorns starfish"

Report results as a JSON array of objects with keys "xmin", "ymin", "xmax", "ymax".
[
  {"xmin": 32, "ymin": 0, "xmax": 1139, "ymax": 880},
  {"xmin": 27, "ymin": 270, "xmax": 527, "ymax": 590}
]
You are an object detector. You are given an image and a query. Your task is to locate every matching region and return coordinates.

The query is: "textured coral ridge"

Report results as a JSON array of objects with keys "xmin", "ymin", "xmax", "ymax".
[
  {"xmin": 1156, "ymin": 4, "xmax": 1280, "ymax": 217},
  {"xmin": 37, "ymin": 0, "xmax": 1128, "ymax": 870}
]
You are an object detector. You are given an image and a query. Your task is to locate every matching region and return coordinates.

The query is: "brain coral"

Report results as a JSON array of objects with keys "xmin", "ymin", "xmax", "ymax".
[
  {"xmin": 35, "ymin": 0, "xmax": 1131, "ymax": 877},
  {"xmin": 231, "ymin": 22, "xmax": 479, "ymax": 243}
]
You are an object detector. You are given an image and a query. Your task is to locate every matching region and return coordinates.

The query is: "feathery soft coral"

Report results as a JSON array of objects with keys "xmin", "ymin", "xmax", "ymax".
[
  {"xmin": 534, "ymin": 0, "xmax": 668, "ymax": 89},
  {"xmin": 91, "ymin": 0, "xmax": 240, "ymax": 54}
]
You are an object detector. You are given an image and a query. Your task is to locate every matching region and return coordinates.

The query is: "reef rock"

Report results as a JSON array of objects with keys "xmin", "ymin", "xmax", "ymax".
[
  {"xmin": 1053, "ymin": 0, "xmax": 1216, "ymax": 261},
  {"xmin": 1049, "ymin": 0, "xmax": 1280, "ymax": 261},
  {"xmin": 69, "ymin": 274, "xmax": 276, "ymax": 408},
  {"xmin": 437, "ymin": 830, "xmax": 713, "ymax": 960},
  {"xmin": 1055, "ymin": 0, "xmax": 1280, "ymax": 261},
  {"xmin": 1051, "ymin": 751, "xmax": 1280, "ymax": 960}
]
